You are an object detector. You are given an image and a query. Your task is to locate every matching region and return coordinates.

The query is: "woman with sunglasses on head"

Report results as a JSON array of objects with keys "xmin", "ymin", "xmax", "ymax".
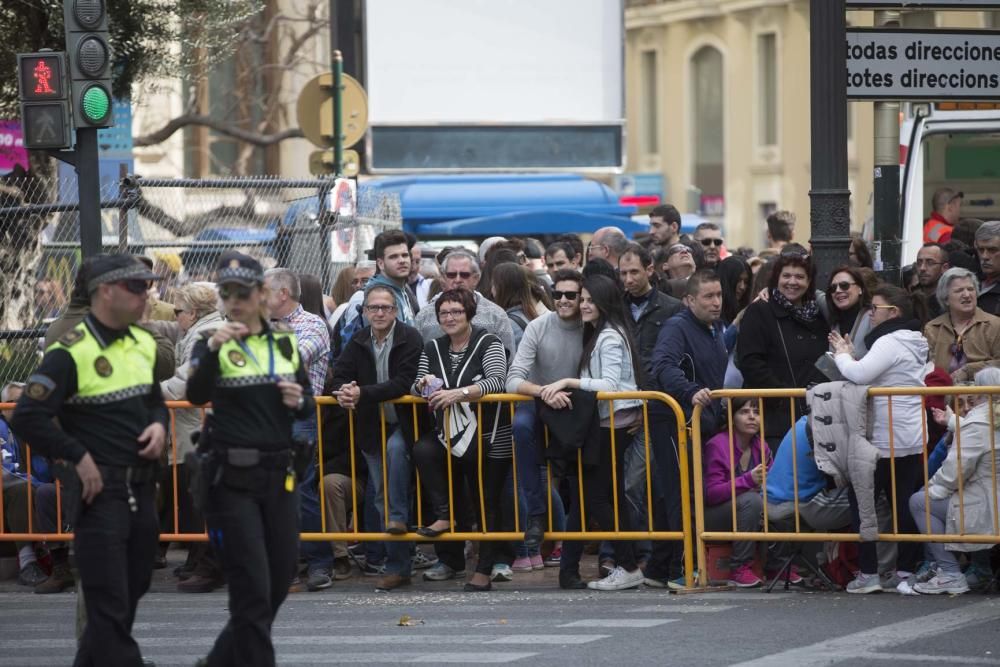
[
  {"xmin": 186, "ymin": 251, "xmax": 315, "ymax": 667},
  {"xmin": 160, "ymin": 282, "xmax": 225, "ymax": 590},
  {"xmin": 924, "ymin": 267, "xmax": 1000, "ymax": 384},
  {"xmin": 829, "ymin": 284, "xmax": 931, "ymax": 594},
  {"xmin": 824, "ymin": 265, "xmax": 874, "ymax": 359},
  {"xmin": 540, "ymin": 275, "xmax": 645, "ymax": 591},
  {"xmin": 412, "ymin": 288, "xmax": 513, "ymax": 592}
]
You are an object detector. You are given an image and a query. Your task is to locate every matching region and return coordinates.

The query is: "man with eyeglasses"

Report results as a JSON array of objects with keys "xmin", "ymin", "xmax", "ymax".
[
  {"xmin": 914, "ymin": 243, "xmax": 950, "ymax": 319},
  {"xmin": 693, "ymin": 222, "xmax": 725, "ymax": 268},
  {"xmin": 506, "ymin": 268, "xmax": 585, "ymax": 565},
  {"xmin": 13, "ymin": 254, "xmax": 169, "ymax": 666},
  {"xmin": 413, "ymin": 248, "xmax": 515, "ymax": 355},
  {"xmin": 587, "ymin": 227, "xmax": 629, "ymax": 267},
  {"xmin": 329, "ymin": 284, "xmax": 425, "ymax": 591},
  {"xmin": 664, "ymin": 243, "xmax": 697, "ymax": 281}
]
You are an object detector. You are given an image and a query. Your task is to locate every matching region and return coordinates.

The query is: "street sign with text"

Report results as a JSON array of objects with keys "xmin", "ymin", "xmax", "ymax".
[{"xmin": 847, "ymin": 29, "xmax": 1000, "ymax": 101}]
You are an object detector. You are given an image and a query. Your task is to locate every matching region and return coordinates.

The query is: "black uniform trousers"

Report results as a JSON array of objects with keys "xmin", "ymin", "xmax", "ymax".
[
  {"xmin": 73, "ymin": 478, "xmax": 158, "ymax": 667},
  {"xmin": 205, "ymin": 466, "xmax": 300, "ymax": 667}
]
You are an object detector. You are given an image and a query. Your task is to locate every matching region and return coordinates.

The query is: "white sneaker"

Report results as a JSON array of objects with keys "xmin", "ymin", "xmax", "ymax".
[
  {"xmin": 914, "ymin": 573, "xmax": 970, "ymax": 595},
  {"xmin": 491, "ymin": 563, "xmax": 514, "ymax": 582},
  {"xmin": 846, "ymin": 572, "xmax": 882, "ymax": 594},
  {"xmin": 587, "ymin": 566, "xmax": 644, "ymax": 591}
]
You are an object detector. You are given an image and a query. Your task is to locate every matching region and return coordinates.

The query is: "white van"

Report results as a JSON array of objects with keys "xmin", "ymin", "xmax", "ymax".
[{"xmin": 900, "ymin": 103, "xmax": 1000, "ymax": 265}]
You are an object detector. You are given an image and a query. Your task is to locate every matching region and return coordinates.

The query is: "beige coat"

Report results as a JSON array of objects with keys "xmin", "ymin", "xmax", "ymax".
[
  {"xmin": 926, "ymin": 400, "xmax": 1000, "ymax": 552},
  {"xmin": 924, "ymin": 308, "xmax": 1000, "ymax": 382}
]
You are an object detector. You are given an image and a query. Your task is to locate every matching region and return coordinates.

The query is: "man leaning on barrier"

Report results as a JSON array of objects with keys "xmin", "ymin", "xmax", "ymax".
[
  {"xmin": 644, "ymin": 269, "xmax": 727, "ymax": 588},
  {"xmin": 329, "ymin": 284, "xmax": 425, "ymax": 592}
]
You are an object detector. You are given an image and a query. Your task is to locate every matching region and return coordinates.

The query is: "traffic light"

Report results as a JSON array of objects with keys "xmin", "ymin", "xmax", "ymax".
[
  {"xmin": 64, "ymin": 0, "xmax": 113, "ymax": 128},
  {"xmin": 16, "ymin": 52, "xmax": 73, "ymax": 149}
]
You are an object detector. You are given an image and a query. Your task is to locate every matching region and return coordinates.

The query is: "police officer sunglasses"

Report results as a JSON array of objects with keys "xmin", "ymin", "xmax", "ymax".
[
  {"xmin": 116, "ymin": 279, "xmax": 152, "ymax": 295},
  {"xmin": 219, "ymin": 284, "xmax": 254, "ymax": 300}
]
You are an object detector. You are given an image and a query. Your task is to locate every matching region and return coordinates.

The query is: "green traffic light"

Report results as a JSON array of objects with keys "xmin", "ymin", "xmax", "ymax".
[{"xmin": 81, "ymin": 84, "xmax": 110, "ymax": 123}]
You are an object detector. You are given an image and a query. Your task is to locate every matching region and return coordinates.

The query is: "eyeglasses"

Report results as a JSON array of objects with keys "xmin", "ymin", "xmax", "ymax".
[
  {"xmin": 173, "ymin": 308, "xmax": 188, "ymax": 317},
  {"xmin": 552, "ymin": 290, "xmax": 579, "ymax": 301},
  {"xmin": 828, "ymin": 281, "xmax": 856, "ymax": 293},
  {"xmin": 438, "ymin": 308, "xmax": 466, "ymax": 319},
  {"xmin": 117, "ymin": 279, "xmax": 152, "ymax": 295},
  {"xmin": 700, "ymin": 238, "xmax": 724, "ymax": 247},
  {"xmin": 219, "ymin": 284, "xmax": 253, "ymax": 301},
  {"xmin": 869, "ymin": 304, "xmax": 895, "ymax": 314},
  {"xmin": 445, "ymin": 271, "xmax": 473, "ymax": 280},
  {"xmin": 587, "ymin": 244, "xmax": 607, "ymax": 254},
  {"xmin": 364, "ymin": 304, "xmax": 396, "ymax": 314}
]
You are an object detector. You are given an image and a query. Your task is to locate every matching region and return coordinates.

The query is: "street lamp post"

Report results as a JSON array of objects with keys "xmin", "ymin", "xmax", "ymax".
[{"xmin": 809, "ymin": 0, "xmax": 852, "ymax": 287}]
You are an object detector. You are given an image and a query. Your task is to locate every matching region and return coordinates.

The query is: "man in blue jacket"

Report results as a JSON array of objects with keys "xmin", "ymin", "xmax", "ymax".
[{"xmin": 643, "ymin": 270, "xmax": 727, "ymax": 588}]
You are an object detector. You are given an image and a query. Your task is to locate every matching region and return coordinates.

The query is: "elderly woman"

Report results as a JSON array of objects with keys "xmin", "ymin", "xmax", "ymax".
[
  {"xmin": 737, "ymin": 252, "xmax": 830, "ymax": 450},
  {"xmin": 412, "ymin": 288, "xmax": 512, "ymax": 591},
  {"xmin": 908, "ymin": 367, "xmax": 1000, "ymax": 595},
  {"xmin": 925, "ymin": 267, "xmax": 1000, "ymax": 383},
  {"xmin": 159, "ymin": 282, "xmax": 224, "ymax": 589}
]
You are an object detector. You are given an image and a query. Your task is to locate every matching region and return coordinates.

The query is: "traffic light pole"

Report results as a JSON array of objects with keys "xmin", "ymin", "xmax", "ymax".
[{"xmin": 45, "ymin": 128, "xmax": 102, "ymax": 258}]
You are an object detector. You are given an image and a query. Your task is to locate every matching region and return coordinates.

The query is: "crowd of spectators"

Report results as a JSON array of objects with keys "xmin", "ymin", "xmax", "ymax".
[{"xmin": 4, "ymin": 203, "xmax": 1000, "ymax": 597}]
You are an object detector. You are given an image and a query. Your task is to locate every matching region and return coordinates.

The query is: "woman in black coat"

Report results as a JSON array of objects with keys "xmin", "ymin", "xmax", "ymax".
[{"xmin": 736, "ymin": 252, "xmax": 830, "ymax": 451}]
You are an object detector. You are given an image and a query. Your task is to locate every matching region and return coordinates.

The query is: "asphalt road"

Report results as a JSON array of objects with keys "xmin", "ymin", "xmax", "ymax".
[{"xmin": 1, "ymin": 554, "xmax": 999, "ymax": 667}]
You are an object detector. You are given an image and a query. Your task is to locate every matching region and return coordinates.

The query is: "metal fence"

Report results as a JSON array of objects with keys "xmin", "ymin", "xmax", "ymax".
[{"xmin": 0, "ymin": 174, "xmax": 401, "ymax": 385}]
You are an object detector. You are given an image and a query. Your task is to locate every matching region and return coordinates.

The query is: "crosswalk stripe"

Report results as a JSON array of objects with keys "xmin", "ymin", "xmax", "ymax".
[
  {"xmin": 627, "ymin": 605, "xmax": 735, "ymax": 613},
  {"xmin": 483, "ymin": 635, "xmax": 609, "ymax": 644},
  {"xmin": 558, "ymin": 619, "xmax": 677, "ymax": 628}
]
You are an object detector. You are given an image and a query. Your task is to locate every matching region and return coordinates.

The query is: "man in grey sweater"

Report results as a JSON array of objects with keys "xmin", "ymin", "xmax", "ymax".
[{"xmin": 506, "ymin": 268, "xmax": 584, "ymax": 549}]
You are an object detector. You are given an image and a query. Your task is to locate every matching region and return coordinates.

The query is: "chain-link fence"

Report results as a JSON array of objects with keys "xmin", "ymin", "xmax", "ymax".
[{"xmin": 0, "ymin": 174, "xmax": 401, "ymax": 386}]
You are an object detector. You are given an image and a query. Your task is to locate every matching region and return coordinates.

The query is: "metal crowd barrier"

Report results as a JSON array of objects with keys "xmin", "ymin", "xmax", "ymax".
[
  {"xmin": 0, "ymin": 393, "xmax": 696, "ymax": 587},
  {"xmin": 691, "ymin": 387, "xmax": 1000, "ymax": 588}
]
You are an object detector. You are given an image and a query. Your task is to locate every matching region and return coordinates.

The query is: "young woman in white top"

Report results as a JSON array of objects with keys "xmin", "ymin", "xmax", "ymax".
[{"xmin": 540, "ymin": 274, "xmax": 644, "ymax": 591}]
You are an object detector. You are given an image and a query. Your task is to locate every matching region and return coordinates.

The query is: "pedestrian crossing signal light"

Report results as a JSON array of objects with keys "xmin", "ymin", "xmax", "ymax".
[
  {"xmin": 16, "ymin": 52, "xmax": 73, "ymax": 149},
  {"xmin": 64, "ymin": 0, "xmax": 114, "ymax": 129}
]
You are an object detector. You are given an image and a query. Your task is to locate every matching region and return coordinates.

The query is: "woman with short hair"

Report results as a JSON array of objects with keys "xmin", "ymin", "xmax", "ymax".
[{"xmin": 924, "ymin": 267, "xmax": 1000, "ymax": 383}]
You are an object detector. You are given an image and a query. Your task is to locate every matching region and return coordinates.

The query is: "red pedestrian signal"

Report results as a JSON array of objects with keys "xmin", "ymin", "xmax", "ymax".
[{"xmin": 18, "ymin": 54, "xmax": 67, "ymax": 101}]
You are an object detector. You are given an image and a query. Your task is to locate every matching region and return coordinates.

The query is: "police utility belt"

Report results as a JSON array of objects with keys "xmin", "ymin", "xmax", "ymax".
[
  {"xmin": 222, "ymin": 447, "xmax": 293, "ymax": 470},
  {"xmin": 97, "ymin": 464, "xmax": 157, "ymax": 514}
]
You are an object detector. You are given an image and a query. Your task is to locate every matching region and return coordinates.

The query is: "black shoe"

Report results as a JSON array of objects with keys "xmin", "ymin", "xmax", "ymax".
[
  {"xmin": 524, "ymin": 515, "xmax": 545, "ymax": 550},
  {"xmin": 559, "ymin": 571, "xmax": 586, "ymax": 590},
  {"xmin": 463, "ymin": 580, "xmax": 492, "ymax": 592},
  {"xmin": 416, "ymin": 524, "xmax": 449, "ymax": 538}
]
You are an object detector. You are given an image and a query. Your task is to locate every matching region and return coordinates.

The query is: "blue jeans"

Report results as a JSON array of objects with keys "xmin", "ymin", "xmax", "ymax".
[
  {"xmin": 294, "ymin": 419, "xmax": 333, "ymax": 571},
  {"xmin": 512, "ymin": 401, "xmax": 547, "ymax": 517},
  {"xmin": 512, "ymin": 467, "xmax": 567, "ymax": 558},
  {"xmin": 362, "ymin": 427, "xmax": 412, "ymax": 577}
]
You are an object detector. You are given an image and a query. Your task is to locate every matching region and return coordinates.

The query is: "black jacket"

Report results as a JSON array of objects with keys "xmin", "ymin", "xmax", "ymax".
[
  {"xmin": 978, "ymin": 281, "xmax": 1000, "ymax": 318},
  {"xmin": 736, "ymin": 298, "xmax": 830, "ymax": 441},
  {"xmin": 538, "ymin": 389, "xmax": 601, "ymax": 468},
  {"xmin": 626, "ymin": 289, "xmax": 683, "ymax": 387},
  {"xmin": 328, "ymin": 321, "xmax": 426, "ymax": 457}
]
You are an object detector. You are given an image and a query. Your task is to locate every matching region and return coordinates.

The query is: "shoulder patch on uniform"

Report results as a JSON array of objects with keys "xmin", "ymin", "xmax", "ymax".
[
  {"xmin": 227, "ymin": 350, "xmax": 247, "ymax": 367},
  {"xmin": 276, "ymin": 336, "xmax": 294, "ymax": 361},
  {"xmin": 24, "ymin": 374, "xmax": 56, "ymax": 401},
  {"xmin": 94, "ymin": 356, "xmax": 113, "ymax": 377},
  {"xmin": 58, "ymin": 329, "xmax": 85, "ymax": 347}
]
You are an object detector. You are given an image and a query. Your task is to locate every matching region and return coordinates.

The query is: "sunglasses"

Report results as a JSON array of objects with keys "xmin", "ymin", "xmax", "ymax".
[
  {"xmin": 700, "ymin": 238, "xmax": 724, "ymax": 247},
  {"xmin": 552, "ymin": 290, "xmax": 579, "ymax": 301},
  {"xmin": 117, "ymin": 279, "xmax": 152, "ymax": 295},
  {"xmin": 828, "ymin": 281, "xmax": 856, "ymax": 293},
  {"xmin": 219, "ymin": 284, "xmax": 253, "ymax": 301},
  {"xmin": 445, "ymin": 271, "xmax": 473, "ymax": 280},
  {"xmin": 173, "ymin": 308, "xmax": 187, "ymax": 317}
]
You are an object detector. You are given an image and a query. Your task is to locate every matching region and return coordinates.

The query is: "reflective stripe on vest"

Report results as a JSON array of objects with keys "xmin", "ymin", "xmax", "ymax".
[
  {"xmin": 48, "ymin": 322, "xmax": 157, "ymax": 405},
  {"xmin": 924, "ymin": 220, "xmax": 950, "ymax": 243},
  {"xmin": 217, "ymin": 332, "xmax": 301, "ymax": 388}
]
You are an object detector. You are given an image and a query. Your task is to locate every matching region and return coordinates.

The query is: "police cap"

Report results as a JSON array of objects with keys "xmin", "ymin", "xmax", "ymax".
[
  {"xmin": 215, "ymin": 251, "xmax": 264, "ymax": 286},
  {"xmin": 84, "ymin": 254, "xmax": 160, "ymax": 294}
]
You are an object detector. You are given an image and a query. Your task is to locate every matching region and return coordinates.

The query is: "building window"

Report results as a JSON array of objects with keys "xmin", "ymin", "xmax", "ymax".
[
  {"xmin": 691, "ymin": 45, "xmax": 724, "ymax": 200},
  {"xmin": 640, "ymin": 50, "xmax": 659, "ymax": 155},
  {"xmin": 757, "ymin": 33, "xmax": 777, "ymax": 147}
]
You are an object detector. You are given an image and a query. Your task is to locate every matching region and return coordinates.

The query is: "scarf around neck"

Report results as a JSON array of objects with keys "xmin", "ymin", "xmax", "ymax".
[{"xmin": 771, "ymin": 288, "xmax": 819, "ymax": 324}]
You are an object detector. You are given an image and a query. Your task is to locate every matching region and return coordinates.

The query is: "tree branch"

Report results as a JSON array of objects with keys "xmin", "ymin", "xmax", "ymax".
[{"xmin": 133, "ymin": 114, "xmax": 304, "ymax": 147}]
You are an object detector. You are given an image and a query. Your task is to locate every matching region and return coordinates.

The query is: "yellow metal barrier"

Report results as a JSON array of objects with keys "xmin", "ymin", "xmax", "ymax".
[
  {"xmin": 692, "ymin": 386, "xmax": 1000, "ymax": 588},
  {"xmin": 0, "ymin": 392, "xmax": 695, "ymax": 587}
]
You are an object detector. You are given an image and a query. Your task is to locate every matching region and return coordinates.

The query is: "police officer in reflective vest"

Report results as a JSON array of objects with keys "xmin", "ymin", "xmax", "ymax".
[
  {"xmin": 12, "ymin": 254, "xmax": 168, "ymax": 667},
  {"xmin": 186, "ymin": 251, "xmax": 314, "ymax": 667}
]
